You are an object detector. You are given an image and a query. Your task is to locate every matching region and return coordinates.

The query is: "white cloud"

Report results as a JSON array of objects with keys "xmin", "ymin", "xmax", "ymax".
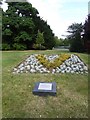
[
  {"xmin": 28, "ymin": 0, "xmax": 64, "ymax": 37},
  {"xmin": 58, "ymin": 0, "xmax": 89, "ymax": 3},
  {"xmin": 27, "ymin": 0, "xmax": 89, "ymax": 38}
]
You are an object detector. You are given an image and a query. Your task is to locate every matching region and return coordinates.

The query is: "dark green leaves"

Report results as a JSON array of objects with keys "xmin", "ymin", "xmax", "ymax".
[
  {"xmin": 2, "ymin": 2, "xmax": 55, "ymax": 50},
  {"xmin": 67, "ymin": 23, "xmax": 85, "ymax": 52}
]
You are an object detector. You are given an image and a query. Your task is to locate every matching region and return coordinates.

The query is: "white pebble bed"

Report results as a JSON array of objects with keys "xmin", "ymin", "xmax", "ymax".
[{"xmin": 12, "ymin": 54, "xmax": 88, "ymax": 74}]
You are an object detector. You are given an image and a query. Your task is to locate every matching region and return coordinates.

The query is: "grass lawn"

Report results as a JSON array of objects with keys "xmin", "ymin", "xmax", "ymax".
[{"xmin": 2, "ymin": 50, "xmax": 89, "ymax": 118}]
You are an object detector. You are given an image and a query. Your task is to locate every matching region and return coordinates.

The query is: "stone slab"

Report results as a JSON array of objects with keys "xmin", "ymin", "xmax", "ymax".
[{"xmin": 33, "ymin": 82, "xmax": 56, "ymax": 96}]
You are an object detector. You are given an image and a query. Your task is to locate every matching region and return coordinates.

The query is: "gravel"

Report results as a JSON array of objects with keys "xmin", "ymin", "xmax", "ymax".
[{"xmin": 12, "ymin": 54, "xmax": 88, "ymax": 74}]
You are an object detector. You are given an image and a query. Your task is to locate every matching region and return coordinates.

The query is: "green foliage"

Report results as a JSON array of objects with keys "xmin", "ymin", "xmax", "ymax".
[
  {"xmin": 54, "ymin": 36, "xmax": 61, "ymax": 46},
  {"xmin": 69, "ymin": 37, "xmax": 85, "ymax": 53},
  {"xmin": 3, "ymin": 28, "xmax": 12, "ymax": 36},
  {"xmin": 33, "ymin": 44, "xmax": 46, "ymax": 50},
  {"xmin": 36, "ymin": 30, "xmax": 44, "ymax": 44},
  {"xmin": 2, "ymin": 2, "xmax": 55, "ymax": 50},
  {"xmin": 43, "ymin": 28, "xmax": 55, "ymax": 49},
  {"xmin": 2, "ymin": 43, "xmax": 11, "ymax": 50},
  {"xmin": 54, "ymin": 37, "xmax": 70, "ymax": 47},
  {"xmin": 62, "ymin": 38, "xmax": 70, "ymax": 46},
  {"xmin": 15, "ymin": 31, "xmax": 32, "ymax": 42},
  {"xmin": 67, "ymin": 23, "xmax": 85, "ymax": 53},
  {"xmin": 13, "ymin": 43, "xmax": 27, "ymax": 50},
  {"xmin": 83, "ymin": 14, "xmax": 90, "ymax": 53},
  {"xmin": 35, "ymin": 30, "xmax": 45, "ymax": 49}
]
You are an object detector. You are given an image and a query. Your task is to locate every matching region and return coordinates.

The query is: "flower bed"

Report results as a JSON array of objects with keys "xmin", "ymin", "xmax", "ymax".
[
  {"xmin": 36, "ymin": 54, "xmax": 70, "ymax": 70},
  {"xmin": 13, "ymin": 54, "xmax": 88, "ymax": 74}
]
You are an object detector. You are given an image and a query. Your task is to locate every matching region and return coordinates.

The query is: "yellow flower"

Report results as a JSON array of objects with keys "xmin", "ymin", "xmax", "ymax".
[{"xmin": 36, "ymin": 54, "xmax": 70, "ymax": 70}]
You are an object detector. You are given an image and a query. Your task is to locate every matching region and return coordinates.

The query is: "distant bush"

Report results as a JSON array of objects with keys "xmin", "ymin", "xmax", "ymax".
[
  {"xmin": 2, "ymin": 43, "xmax": 11, "ymax": 50},
  {"xmin": 69, "ymin": 38, "xmax": 85, "ymax": 53},
  {"xmin": 33, "ymin": 44, "xmax": 46, "ymax": 50},
  {"xmin": 13, "ymin": 43, "xmax": 27, "ymax": 50}
]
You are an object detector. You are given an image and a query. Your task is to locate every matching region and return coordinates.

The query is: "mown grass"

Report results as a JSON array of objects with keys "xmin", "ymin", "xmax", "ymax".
[
  {"xmin": 0, "ymin": 51, "xmax": 2, "ymax": 119},
  {"xmin": 2, "ymin": 50, "xmax": 89, "ymax": 118}
]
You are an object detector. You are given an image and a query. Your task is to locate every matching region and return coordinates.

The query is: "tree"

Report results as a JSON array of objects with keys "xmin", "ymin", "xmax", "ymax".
[
  {"xmin": 35, "ymin": 30, "xmax": 45, "ymax": 49},
  {"xmin": 83, "ymin": 14, "xmax": 90, "ymax": 52},
  {"xmin": 0, "ymin": 5, "xmax": 2, "ymax": 50},
  {"xmin": 54, "ymin": 37, "xmax": 63, "ymax": 46},
  {"xmin": 2, "ymin": 1, "xmax": 55, "ymax": 50},
  {"xmin": 54, "ymin": 36, "xmax": 60, "ymax": 46},
  {"xmin": 33, "ymin": 17, "xmax": 55, "ymax": 49},
  {"xmin": 2, "ymin": 2, "xmax": 37, "ymax": 50},
  {"xmin": 67, "ymin": 23, "xmax": 85, "ymax": 52}
]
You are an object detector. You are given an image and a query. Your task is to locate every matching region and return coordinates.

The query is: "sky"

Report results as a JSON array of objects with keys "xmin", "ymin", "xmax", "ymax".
[{"xmin": 1, "ymin": 0, "xmax": 90, "ymax": 38}]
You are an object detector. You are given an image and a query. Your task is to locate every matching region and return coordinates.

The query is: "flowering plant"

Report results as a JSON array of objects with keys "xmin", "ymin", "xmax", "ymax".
[{"xmin": 36, "ymin": 54, "xmax": 70, "ymax": 70}]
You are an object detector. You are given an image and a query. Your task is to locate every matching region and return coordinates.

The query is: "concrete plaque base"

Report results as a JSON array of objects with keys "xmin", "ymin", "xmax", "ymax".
[{"xmin": 33, "ymin": 82, "xmax": 56, "ymax": 96}]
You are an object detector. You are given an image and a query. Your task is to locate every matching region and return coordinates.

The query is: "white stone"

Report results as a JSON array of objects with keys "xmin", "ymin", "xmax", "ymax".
[
  {"xmin": 76, "ymin": 66, "xmax": 79, "ymax": 71},
  {"xmin": 13, "ymin": 68, "xmax": 17, "ymax": 71},
  {"xmin": 63, "ymin": 65, "xmax": 66, "ymax": 69},
  {"xmin": 65, "ymin": 67, "xmax": 71, "ymax": 73},
  {"xmin": 16, "ymin": 69, "xmax": 20, "ymax": 73},
  {"xmin": 73, "ymin": 57, "xmax": 77, "ymax": 62},
  {"xmin": 80, "ymin": 62, "xmax": 84, "ymax": 65},
  {"xmin": 71, "ymin": 64, "xmax": 74, "ymax": 68},
  {"xmin": 78, "ymin": 65, "xmax": 81, "ymax": 68},
  {"xmin": 65, "ymin": 62, "xmax": 70, "ymax": 67},
  {"xmin": 52, "ymin": 72, "xmax": 55, "ymax": 74},
  {"xmin": 24, "ymin": 62, "xmax": 28, "ymax": 65},
  {"xmin": 35, "ymin": 66, "xmax": 39, "ymax": 70},
  {"xmin": 20, "ymin": 71, "xmax": 23, "ymax": 73},
  {"xmin": 26, "ymin": 58, "xmax": 30, "ymax": 62},
  {"xmin": 73, "ymin": 67, "xmax": 77, "ymax": 71},
  {"xmin": 30, "ymin": 61, "xmax": 33, "ymax": 64},
  {"xmin": 20, "ymin": 67, "xmax": 25, "ymax": 71},
  {"xmin": 80, "ymin": 68, "xmax": 83, "ymax": 72},
  {"xmin": 47, "ymin": 71, "xmax": 50, "ymax": 73},
  {"xmin": 56, "ymin": 67, "xmax": 60, "ymax": 70},
  {"xmin": 83, "ymin": 66, "xmax": 88, "ymax": 71},
  {"xmin": 61, "ymin": 70, "xmax": 65, "ymax": 73},
  {"xmin": 38, "ymin": 65, "xmax": 42, "ymax": 68},
  {"xmin": 31, "ymin": 65, "xmax": 34, "ymax": 69},
  {"xmin": 42, "ymin": 68, "xmax": 47, "ymax": 72},
  {"xmin": 12, "ymin": 71, "xmax": 16, "ymax": 74},
  {"xmin": 18, "ymin": 63, "xmax": 24, "ymax": 68},
  {"xmin": 56, "ymin": 70, "xmax": 60, "ymax": 73},
  {"xmin": 71, "ymin": 70, "xmax": 74, "ymax": 73},
  {"xmin": 26, "ymin": 65, "xmax": 30, "ymax": 70},
  {"xmin": 25, "ymin": 71, "xmax": 28, "ymax": 73},
  {"xmin": 77, "ymin": 58, "xmax": 81, "ymax": 62},
  {"xmin": 40, "ymin": 70, "xmax": 43, "ymax": 73},
  {"xmin": 85, "ymin": 71, "xmax": 88, "ymax": 74},
  {"xmin": 30, "ymin": 69, "xmax": 36, "ymax": 73},
  {"xmin": 52, "ymin": 69, "xmax": 55, "ymax": 72}
]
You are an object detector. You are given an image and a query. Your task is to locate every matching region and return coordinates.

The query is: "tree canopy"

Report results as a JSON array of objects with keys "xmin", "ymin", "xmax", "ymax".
[
  {"xmin": 67, "ymin": 23, "xmax": 85, "ymax": 52},
  {"xmin": 2, "ymin": 1, "xmax": 55, "ymax": 50},
  {"xmin": 83, "ymin": 14, "xmax": 90, "ymax": 52}
]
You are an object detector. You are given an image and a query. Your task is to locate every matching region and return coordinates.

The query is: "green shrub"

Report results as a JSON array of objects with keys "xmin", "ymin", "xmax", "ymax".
[
  {"xmin": 2, "ymin": 43, "xmax": 11, "ymax": 50},
  {"xmin": 33, "ymin": 44, "xmax": 46, "ymax": 50},
  {"xmin": 69, "ymin": 38, "xmax": 85, "ymax": 53},
  {"xmin": 13, "ymin": 43, "xmax": 27, "ymax": 50}
]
